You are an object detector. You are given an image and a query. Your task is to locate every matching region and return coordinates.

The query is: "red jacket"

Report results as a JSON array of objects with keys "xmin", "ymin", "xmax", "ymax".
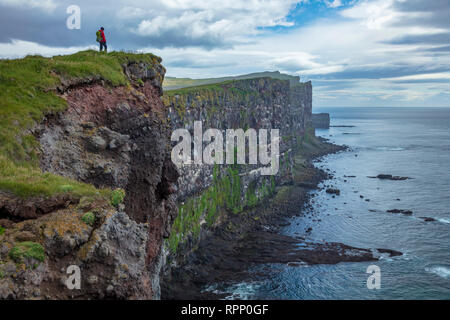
[{"xmin": 99, "ymin": 29, "xmax": 106, "ymax": 42}]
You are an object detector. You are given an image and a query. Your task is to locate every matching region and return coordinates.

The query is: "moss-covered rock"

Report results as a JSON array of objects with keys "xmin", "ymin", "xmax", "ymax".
[
  {"xmin": 81, "ymin": 212, "xmax": 96, "ymax": 226},
  {"xmin": 110, "ymin": 188, "xmax": 125, "ymax": 207},
  {"xmin": 40, "ymin": 210, "xmax": 94, "ymax": 256},
  {"xmin": 8, "ymin": 241, "xmax": 45, "ymax": 263}
]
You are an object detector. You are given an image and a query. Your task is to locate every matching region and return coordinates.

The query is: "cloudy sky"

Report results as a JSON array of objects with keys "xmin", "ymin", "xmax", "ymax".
[{"xmin": 1, "ymin": 0, "xmax": 449, "ymax": 107}]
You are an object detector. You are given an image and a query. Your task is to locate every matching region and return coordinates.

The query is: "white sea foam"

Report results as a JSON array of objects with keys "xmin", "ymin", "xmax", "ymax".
[
  {"xmin": 425, "ymin": 266, "xmax": 450, "ymax": 279},
  {"xmin": 203, "ymin": 281, "xmax": 261, "ymax": 300},
  {"xmin": 224, "ymin": 282, "xmax": 262, "ymax": 300},
  {"xmin": 438, "ymin": 218, "xmax": 450, "ymax": 224},
  {"xmin": 376, "ymin": 146, "xmax": 405, "ymax": 151}
]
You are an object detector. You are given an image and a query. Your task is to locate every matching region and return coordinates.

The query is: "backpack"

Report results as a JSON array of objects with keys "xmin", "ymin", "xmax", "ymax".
[{"xmin": 96, "ymin": 30, "xmax": 102, "ymax": 42}]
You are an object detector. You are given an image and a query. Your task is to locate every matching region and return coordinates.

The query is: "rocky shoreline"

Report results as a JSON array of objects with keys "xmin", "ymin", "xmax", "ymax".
[{"xmin": 161, "ymin": 136, "xmax": 401, "ymax": 300}]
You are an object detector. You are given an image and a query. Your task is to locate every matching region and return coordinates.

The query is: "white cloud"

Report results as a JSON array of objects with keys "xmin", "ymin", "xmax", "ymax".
[
  {"xmin": 341, "ymin": 0, "xmax": 397, "ymax": 29},
  {"xmin": 340, "ymin": 0, "xmax": 436, "ymax": 31},
  {"xmin": 0, "ymin": 39, "xmax": 92, "ymax": 59},
  {"xmin": 131, "ymin": 0, "xmax": 299, "ymax": 45},
  {"xmin": 0, "ymin": 0, "xmax": 57, "ymax": 12},
  {"xmin": 385, "ymin": 72, "xmax": 450, "ymax": 81},
  {"xmin": 117, "ymin": 6, "xmax": 150, "ymax": 20},
  {"xmin": 324, "ymin": 0, "xmax": 343, "ymax": 8}
]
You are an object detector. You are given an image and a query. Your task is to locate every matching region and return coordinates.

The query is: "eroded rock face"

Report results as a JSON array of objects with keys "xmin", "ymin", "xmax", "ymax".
[
  {"xmin": 165, "ymin": 79, "xmax": 312, "ymax": 202},
  {"xmin": 0, "ymin": 60, "xmax": 178, "ymax": 300},
  {"xmin": 0, "ymin": 208, "xmax": 155, "ymax": 299},
  {"xmin": 75, "ymin": 211, "xmax": 152, "ymax": 299},
  {"xmin": 0, "ymin": 191, "xmax": 78, "ymax": 220},
  {"xmin": 161, "ymin": 77, "xmax": 314, "ymax": 280}
]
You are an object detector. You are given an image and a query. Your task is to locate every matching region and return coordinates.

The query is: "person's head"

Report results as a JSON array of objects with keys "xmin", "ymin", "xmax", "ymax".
[{"xmin": 101, "ymin": 27, "xmax": 104, "ymax": 30}]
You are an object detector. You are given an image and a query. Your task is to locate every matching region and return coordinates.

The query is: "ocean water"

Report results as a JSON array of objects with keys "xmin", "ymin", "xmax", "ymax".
[{"xmin": 230, "ymin": 107, "xmax": 450, "ymax": 300}]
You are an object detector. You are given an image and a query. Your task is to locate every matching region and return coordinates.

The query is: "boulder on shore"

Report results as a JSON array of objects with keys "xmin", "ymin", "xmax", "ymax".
[{"xmin": 326, "ymin": 188, "xmax": 340, "ymax": 195}]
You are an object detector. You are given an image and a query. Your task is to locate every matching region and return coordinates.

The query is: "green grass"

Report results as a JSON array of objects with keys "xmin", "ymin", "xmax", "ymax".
[
  {"xmin": 163, "ymin": 71, "xmax": 301, "ymax": 90},
  {"xmin": 164, "ymin": 81, "xmax": 229, "ymax": 96},
  {"xmin": 9, "ymin": 241, "xmax": 45, "ymax": 263},
  {"xmin": 168, "ymin": 161, "xmax": 278, "ymax": 254},
  {"xmin": 163, "ymin": 80, "xmax": 262, "ymax": 122},
  {"xmin": 110, "ymin": 188, "xmax": 126, "ymax": 207},
  {"xmin": 0, "ymin": 226, "xmax": 5, "ymax": 236},
  {"xmin": 0, "ymin": 155, "xmax": 109, "ymax": 198},
  {"xmin": 0, "ymin": 50, "xmax": 161, "ymax": 199},
  {"xmin": 81, "ymin": 212, "xmax": 96, "ymax": 226},
  {"xmin": 163, "ymin": 79, "xmax": 264, "ymax": 97},
  {"xmin": 163, "ymin": 77, "xmax": 216, "ymax": 90}
]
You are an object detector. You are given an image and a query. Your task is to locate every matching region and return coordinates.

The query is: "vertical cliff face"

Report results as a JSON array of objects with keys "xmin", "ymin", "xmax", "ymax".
[
  {"xmin": 291, "ymin": 81, "xmax": 312, "ymax": 124},
  {"xmin": 0, "ymin": 52, "xmax": 177, "ymax": 299},
  {"xmin": 162, "ymin": 77, "xmax": 312, "ymax": 259},
  {"xmin": 37, "ymin": 63, "xmax": 178, "ymax": 299}
]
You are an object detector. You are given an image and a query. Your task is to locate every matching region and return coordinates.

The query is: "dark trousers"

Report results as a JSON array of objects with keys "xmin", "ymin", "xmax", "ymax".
[{"xmin": 100, "ymin": 41, "xmax": 107, "ymax": 52}]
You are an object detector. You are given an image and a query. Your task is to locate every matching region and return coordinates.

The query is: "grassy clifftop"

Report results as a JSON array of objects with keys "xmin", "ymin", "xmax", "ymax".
[
  {"xmin": 0, "ymin": 50, "xmax": 161, "ymax": 198},
  {"xmin": 163, "ymin": 71, "xmax": 301, "ymax": 90}
]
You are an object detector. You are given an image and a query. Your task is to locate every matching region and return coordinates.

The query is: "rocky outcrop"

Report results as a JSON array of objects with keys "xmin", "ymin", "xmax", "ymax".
[
  {"xmin": 0, "ymin": 54, "xmax": 177, "ymax": 299},
  {"xmin": 312, "ymin": 113, "xmax": 330, "ymax": 129}
]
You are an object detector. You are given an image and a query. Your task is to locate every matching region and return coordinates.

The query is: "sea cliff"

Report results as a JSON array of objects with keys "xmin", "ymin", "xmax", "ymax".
[
  {"xmin": 0, "ymin": 51, "xmax": 176, "ymax": 299},
  {"xmin": 0, "ymin": 51, "xmax": 329, "ymax": 300},
  {"xmin": 162, "ymin": 77, "xmax": 313, "ymax": 257}
]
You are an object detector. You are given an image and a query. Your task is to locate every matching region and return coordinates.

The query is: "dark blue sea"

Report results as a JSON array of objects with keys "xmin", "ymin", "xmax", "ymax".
[{"xmin": 219, "ymin": 107, "xmax": 450, "ymax": 299}]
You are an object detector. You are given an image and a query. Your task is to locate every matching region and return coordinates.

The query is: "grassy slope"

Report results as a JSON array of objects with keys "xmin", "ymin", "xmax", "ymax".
[
  {"xmin": 163, "ymin": 71, "xmax": 301, "ymax": 90},
  {"xmin": 163, "ymin": 81, "xmax": 230, "ymax": 96},
  {"xmin": 0, "ymin": 50, "xmax": 160, "ymax": 198}
]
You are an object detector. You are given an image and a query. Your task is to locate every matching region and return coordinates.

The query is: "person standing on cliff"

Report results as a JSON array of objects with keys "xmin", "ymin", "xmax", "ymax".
[{"xmin": 96, "ymin": 27, "xmax": 107, "ymax": 53}]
